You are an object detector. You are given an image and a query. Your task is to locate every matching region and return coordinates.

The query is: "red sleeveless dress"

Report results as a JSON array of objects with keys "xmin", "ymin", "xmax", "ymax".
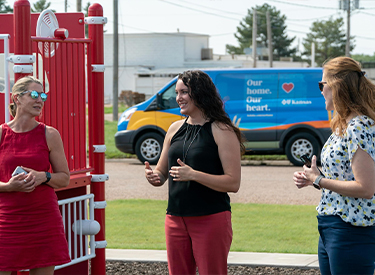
[{"xmin": 0, "ymin": 123, "xmax": 70, "ymax": 271}]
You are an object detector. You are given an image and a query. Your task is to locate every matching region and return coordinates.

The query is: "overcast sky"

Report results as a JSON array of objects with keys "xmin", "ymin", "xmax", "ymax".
[{"xmin": 7, "ymin": 0, "xmax": 375, "ymax": 56}]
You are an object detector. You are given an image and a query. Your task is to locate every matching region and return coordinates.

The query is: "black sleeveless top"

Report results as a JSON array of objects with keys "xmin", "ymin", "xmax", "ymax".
[{"xmin": 167, "ymin": 119, "xmax": 231, "ymax": 216}]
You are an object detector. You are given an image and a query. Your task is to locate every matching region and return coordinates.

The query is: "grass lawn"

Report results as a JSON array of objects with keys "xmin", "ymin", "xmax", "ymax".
[
  {"xmin": 104, "ymin": 120, "xmax": 136, "ymax": 159},
  {"xmin": 104, "ymin": 104, "xmax": 128, "ymax": 114},
  {"xmin": 106, "ymin": 199, "xmax": 319, "ymax": 254}
]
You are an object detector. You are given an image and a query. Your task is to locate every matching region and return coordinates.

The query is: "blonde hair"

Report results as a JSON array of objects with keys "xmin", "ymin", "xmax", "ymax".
[
  {"xmin": 323, "ymin": 56, "xmax": 375, "ymax": 136},
  {"xmin": 9, "ymin": 76, "xmax": 43, "ymax": 117}
]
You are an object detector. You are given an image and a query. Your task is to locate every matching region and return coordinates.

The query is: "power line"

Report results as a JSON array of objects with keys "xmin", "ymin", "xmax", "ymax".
[
  {"xmin": 288, "ymin": 29, "xmax": 309, "ymax": 35},
  {"xmin": 356, "ymin": 35, "xmax": 375, "ymax": 40},
  {"xmin": 174, "ymin": 0, "xmax": 245, "ymax": 16},
  {"xmin": 287, "ymin": 13, "xmax": 339, "ymax": 21},
  {"xmin": 358, "ymin": 10, "xmax": 375, "ymax": 15},
  {"xmin": 267, "ymin": 0, "xmax": 337, "ymax": 10},
  {"xmin": 157, "ymin": 0, "xmax": 241, "ymax": 21}
]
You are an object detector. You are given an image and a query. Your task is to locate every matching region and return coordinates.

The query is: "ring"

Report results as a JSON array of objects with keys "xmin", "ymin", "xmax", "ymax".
[{"xmin": 23, "ymin": 179, "xmax": 27, "ymax": 183}]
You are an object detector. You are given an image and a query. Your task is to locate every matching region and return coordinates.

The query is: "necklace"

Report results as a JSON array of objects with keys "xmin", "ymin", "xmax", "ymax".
[{"xmin": 182, "ymin": 124, "xmax": 202, "ymax": 163}]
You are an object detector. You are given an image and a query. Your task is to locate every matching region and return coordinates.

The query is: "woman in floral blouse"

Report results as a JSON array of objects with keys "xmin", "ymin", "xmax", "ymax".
[{"xmin": 293, "ymin": 56, "xmax": 375, "ymax": 275}]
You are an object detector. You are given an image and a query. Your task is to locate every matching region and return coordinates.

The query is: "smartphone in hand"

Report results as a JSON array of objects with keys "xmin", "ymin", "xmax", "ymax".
[
  {"xmin": 12, "ymin": 166, "xmax": 28, "ymax": 177},
  {"xmin": 300, "ymin": 154, "xmax": 324, "ymax": 176}
]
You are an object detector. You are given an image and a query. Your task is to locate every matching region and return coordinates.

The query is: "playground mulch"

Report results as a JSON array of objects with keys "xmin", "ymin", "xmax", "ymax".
[{"xmin": 105, "ymin": 260, "xmax": 320, "ymax": 274}]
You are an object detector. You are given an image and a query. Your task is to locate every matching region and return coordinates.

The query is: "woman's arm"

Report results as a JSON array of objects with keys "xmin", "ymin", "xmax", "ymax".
[
  {"xmin": 45, "ymin": 126, "xmax": 70, "ymax": 188},
  {"xmin": 24, "ymin": 126, "xmax": 70, "ymax": 189},
  {"xmin": 169, "ymin": 122, "xmax": 241, "ymax": 193},
  {"xmin": 304, "ymin": 150, "xmax": 375, "ymax": 199},
  {"xmin": 145, "ymin": 120, "xmax": 184, "ymax": 186}
]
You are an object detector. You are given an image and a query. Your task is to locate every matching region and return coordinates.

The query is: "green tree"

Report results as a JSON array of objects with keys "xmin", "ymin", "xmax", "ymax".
[
  {"xmin": 352, "ymin": 53, "xmax": 375, "ymax": 63},
  {"xmin": 0, "ymin": 0, "xmax": 12, "ymax": 13},
  {"xmin": 226, "ymin": 3, "xmax": 296, "ymax": 59},
  {"xmin": 31, "ymin": 0, "xmax": 56, "ymax": 13},
  {"xmin": 302, "ymin": 17, "xmax": 354, "ymax": 66}
]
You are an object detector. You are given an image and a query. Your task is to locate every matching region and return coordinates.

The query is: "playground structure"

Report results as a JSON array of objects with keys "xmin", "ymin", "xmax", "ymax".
[{"xmin": 0, "ymin": 1, "xmax": 107, "ymax": 274}]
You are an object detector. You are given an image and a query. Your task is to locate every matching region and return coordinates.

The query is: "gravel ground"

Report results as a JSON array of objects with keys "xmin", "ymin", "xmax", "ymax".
[{"xmin": 105, "ymin": 261, "xmax": 320, "ymax": 275}]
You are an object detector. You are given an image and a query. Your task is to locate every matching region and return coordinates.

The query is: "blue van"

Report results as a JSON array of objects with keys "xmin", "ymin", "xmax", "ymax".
[{"xmin": 115, "ymin": 68, "xmax": 331, "ymax": 166}]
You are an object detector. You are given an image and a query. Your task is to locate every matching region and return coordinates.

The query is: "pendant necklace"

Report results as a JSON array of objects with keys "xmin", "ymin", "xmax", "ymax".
[{"xmin": 183, "ymin": 124, "xmax": 202, "ymax": 163}]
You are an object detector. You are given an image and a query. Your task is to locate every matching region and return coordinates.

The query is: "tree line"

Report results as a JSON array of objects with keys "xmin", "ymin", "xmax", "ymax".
[{"xmin": 225, "ymin": 3, "xmax": 372, "ymax": 66}]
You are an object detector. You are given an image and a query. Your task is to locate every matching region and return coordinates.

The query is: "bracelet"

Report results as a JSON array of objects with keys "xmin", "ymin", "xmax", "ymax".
[
  {"xmin": 313, "ymin": 175, "xmax": 324, "ymax": 190},
  {"xmin": 43, "ymin": 172, "xmax": 51, "ymax": 184}
]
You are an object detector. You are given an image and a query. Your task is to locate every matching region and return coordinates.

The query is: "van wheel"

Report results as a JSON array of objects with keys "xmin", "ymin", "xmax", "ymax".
[
  {"xmin": 135, "ymin": 133, "xmax": 164, "ymax": 165},
  {"xmin": 285, "ymin": 133, "xmax": 320, "ymax": 166}
]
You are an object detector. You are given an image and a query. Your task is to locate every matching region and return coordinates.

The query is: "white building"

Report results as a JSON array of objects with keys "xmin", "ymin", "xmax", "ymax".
[{"xmin": 103, "ymin": 32, "xmax": 310, "ymax": 103}]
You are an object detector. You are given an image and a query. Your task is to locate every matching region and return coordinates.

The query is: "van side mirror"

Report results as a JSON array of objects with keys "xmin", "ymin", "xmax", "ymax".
[{"xmin": 156, "ymin": 93, "xmax": 163, "ymax": 110}]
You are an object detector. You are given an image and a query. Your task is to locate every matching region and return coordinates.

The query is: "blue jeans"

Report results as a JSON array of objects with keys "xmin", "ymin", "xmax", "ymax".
[{"xmin": 317, "ymin": 215, "xmax": 375, "ymax": 275}]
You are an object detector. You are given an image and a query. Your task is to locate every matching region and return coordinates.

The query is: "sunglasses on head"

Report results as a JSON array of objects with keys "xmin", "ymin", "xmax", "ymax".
[
  {"xmin": 318, "ymin": 81, "xmax": 327, "ymax": 92},
  {"xmin": 20, "ymin": 90, "xmax": 48, "ymax": 102}
]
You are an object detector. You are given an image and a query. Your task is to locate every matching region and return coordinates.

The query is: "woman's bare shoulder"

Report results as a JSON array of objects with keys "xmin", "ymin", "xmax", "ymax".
[
  {"xmin": 168, "ymin": 119, "xmax": 186, "ymax": 133},
  {"xmin": 212, "ymin": 121, "xmax": 233, "ymax": 132},
  {"xmin": 164, "ymin": 119, "xmax": 185, "ymax": 140},
  {"xmin": 45, "ymin": 125, "xmax": 61, "ymax": 138}
]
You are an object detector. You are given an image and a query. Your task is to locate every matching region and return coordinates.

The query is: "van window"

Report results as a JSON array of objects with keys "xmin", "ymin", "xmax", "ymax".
[{"xmin": 160, "ymin": 83, "xmax": 178, "ymax": 109}]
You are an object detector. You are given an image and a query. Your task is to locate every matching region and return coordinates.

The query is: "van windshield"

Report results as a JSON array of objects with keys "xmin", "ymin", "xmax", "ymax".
[{"xmin": 160, "ymin": 83, "xmax": 178, "ymax": 109}]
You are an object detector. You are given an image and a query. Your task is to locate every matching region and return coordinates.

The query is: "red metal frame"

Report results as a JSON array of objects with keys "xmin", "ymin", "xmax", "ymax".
[
  {"xmin": 88, "ymin": 4, "xmax": 106, "ymax": 274},
  {"xmin": 13, "ymin": 0, "xmax": 31, "ymax": 81},
  {"xmin": 5, "ymin": 1, "xmax": 107, "ymax": 274}
]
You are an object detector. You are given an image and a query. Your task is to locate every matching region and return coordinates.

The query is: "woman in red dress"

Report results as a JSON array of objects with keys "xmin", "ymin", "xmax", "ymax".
[{"xmin": 0, "ymin": 76, "xmax": 70, "ymax": 275}]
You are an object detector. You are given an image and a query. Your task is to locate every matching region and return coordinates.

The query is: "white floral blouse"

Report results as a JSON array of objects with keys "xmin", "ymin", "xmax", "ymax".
[{"xmin": 317, "ymin": 115, "xmax": 375, "ymax": 227}]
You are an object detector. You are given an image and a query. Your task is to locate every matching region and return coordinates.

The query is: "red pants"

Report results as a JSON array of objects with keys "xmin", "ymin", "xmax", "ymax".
[{"xmin": 165, "ymin": 211, "xmax": 233, "ymax": 275}]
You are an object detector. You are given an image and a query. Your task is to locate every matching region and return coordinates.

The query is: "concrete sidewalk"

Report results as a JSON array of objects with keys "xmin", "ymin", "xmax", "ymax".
[{"xmin": 106, "ymin": 249, "xmax": 319, "ymax": 268}]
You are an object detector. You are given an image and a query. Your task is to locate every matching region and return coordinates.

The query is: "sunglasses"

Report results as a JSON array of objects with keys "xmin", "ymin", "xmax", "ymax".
[
  {"xmin": 318, "ymin": 81, "xmax": 327, "ymax": 92},
  {"xmin": 20, "ymin": 90, "xmax": 48, "ymax": 102}
]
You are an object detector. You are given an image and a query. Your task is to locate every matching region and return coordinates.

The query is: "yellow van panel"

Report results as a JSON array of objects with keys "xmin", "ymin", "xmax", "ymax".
[
  {"xmin": 127, "ymin": 110, "xmax": 182, "ymax": 132},
  {"xmin": 127, "ymin": 111, "xmax": 156, "ymax": 131},
  {"xmin": 155, "ymin": 112, "xmax": 183, "ymax": 132}
]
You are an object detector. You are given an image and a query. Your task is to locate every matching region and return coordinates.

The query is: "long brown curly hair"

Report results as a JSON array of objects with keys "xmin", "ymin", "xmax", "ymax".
[
  {"xmin": 178, "ymin": 70, "xmax": 246, "ymax": 154},
  {"xmin": 323, "ymin": 56, "xmax": 375, "ymax": 135}
]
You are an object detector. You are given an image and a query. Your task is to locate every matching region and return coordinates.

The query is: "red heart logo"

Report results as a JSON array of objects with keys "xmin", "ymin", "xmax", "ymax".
[{"xmin": 282, "ymin": 83, "xmax": 294, "ymax": 93}]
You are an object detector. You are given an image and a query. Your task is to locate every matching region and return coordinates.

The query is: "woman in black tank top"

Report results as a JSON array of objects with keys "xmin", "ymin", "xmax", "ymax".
[{"xmin": 145, "ymin": 70, "xmax": 244, "ymax": 275}]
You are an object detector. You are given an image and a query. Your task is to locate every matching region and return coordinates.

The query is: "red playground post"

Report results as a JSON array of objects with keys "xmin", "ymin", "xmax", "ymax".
[{"xmin": 88, "ymin": 3, "xmax": 107, "ymax": 275}]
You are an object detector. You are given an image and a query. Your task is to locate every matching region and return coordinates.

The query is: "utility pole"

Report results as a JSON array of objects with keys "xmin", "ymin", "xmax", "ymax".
[
  {"xmin": 345, "ymin": 0, "xmax": 350, "ymax": 56},
  {"xmin": 339, "ymin": 0, "xmax": 360, "ymax": 56},
  {"xmin": 266, "ymin": 11, "xmax": 273, "ymax": 68},
  {"xmin": 311, "ymin": 42, "xmax": 315, "ymax": 68},
  {"xmin": 113, "ymin": 0, "xmax": 119, "ymax": 121},
  {"xmin": 252, "ymin": 8, "xmax": 257, "ymax": 68},
  {"xmin": 77, "ymin": 0, "xmax": 82, "ymax": 12},
  {"xmin": 65, "ymin": 0, "xmax": 67, "ymax": 12}
]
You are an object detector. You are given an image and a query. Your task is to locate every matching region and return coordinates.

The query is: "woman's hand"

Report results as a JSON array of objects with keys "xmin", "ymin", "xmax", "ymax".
[
  {"xmin": 302, "ymin": 155, "xmax": 321, "ymax": 183},
  {"xmin": 293, "ymin": 171, "xmax": 309, "ymax": 189},
  {"xmin": 22, "ymin": 167, "xmax": 47, "ymax": 187},
  {"xmin": 145, "ymin": 161, "xmax": 162, "ymax": 186},
  {"xmin": 293, "ymin": 155, "xmax": 321, "ymax": 189},
  {"xmin": 8, "ymin": 172, "xmax": 36, "ymax": 193},
  {"xmin": 169, "ymin": 158, "xmax": 193, "ymax": 181}
]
